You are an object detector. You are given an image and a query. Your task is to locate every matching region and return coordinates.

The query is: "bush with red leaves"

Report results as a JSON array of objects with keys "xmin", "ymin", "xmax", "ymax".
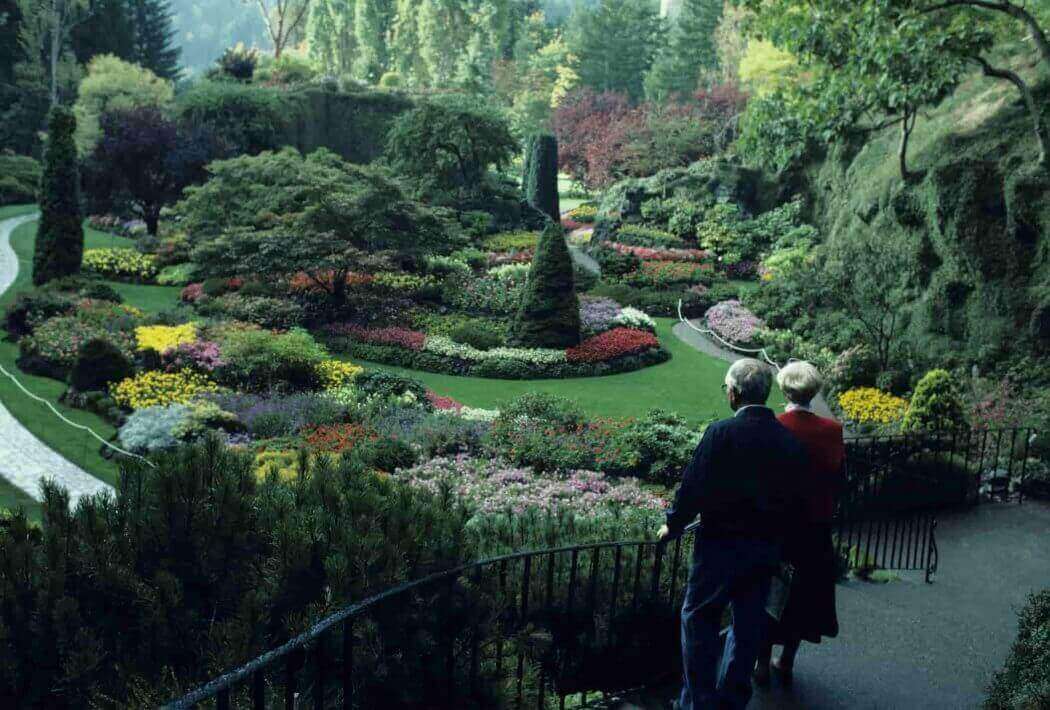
[
  {"xmin": 326, "ymin": 324, "xmax": 426, "ymax": 351},
  {"xmin": 566, "ymin": 327, "xmax": 660, "ymax": 363}
]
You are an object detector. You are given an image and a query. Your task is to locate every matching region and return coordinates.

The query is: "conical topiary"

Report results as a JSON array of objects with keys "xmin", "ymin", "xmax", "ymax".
[
  {"xmin": 524, "ymin": 134, "xmax": 560, "ymax": 221},
  {"xmin": 512, "ymin": 220, "xmax": 580, "ymax": 348},
  {"xmin": 33, "ymin": 107, "xmax": 84, "ymax": 286}
]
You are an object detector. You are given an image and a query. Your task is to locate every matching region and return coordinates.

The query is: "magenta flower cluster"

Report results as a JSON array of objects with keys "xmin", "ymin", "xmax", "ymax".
[
  {"xmin": 394, "ymin": 456, "xmax": 667, "ymax": 519},
  {"xmin": 163, "ymin": 340, "xmax": 225, "ymax": 372},
  {"xmin": 705, "ymin": 299, "xmax": 765, "ymax": 346}
]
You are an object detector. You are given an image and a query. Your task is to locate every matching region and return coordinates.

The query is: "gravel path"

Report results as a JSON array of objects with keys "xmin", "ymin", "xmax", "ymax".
[{"xmin": 0, "ymin": 213, "xmax": 114, "ymax": 506}]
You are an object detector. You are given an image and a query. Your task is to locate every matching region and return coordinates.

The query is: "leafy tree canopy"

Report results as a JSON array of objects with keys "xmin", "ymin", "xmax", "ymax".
[
  {"xmin": 181, "ymin": 148, "xmax": 459, "ymax": 303},
  {"xmin": 384, "ymin": 93, "xmax": 518, "ymax": 198},
  {"xmin": 73, "ymin": 54, "xmax": 174, "ymax": 155}
]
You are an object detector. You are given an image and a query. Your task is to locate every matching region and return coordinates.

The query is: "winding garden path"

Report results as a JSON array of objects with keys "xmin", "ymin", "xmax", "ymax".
[{"xmin": 0, "ymin": 213, "xmax": 113, "ymax": 506}]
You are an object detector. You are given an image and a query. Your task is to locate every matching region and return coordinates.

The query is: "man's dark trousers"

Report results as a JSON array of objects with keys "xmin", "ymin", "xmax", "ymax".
[{"xmin": 678, "ymin": 536, "xmax": 779, "ymax": 709}]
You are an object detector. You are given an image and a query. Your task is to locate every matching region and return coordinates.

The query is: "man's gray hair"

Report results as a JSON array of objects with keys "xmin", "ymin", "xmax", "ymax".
[
  {"xmin": 777, "ymin": 360, "xmax": 823, "ymax": 406},
  {"xmin": 725, "ymin": 358, "xmax": 772, "ymax": 405}
]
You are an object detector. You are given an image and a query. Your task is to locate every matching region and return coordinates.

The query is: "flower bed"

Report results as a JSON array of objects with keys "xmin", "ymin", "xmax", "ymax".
[
  {"xmin": 704, "ymin": 299, "xmax": 764, "ymax": 346},
  {"xmin": 112, "ymin": 370, "xmax": 219, "ymax": 410},
  {"xmin": 620, "ymin": 260, "xmax": 712, "ymax": 288},
  {"xmin": 82, "ymin": 247, "xmax": 159, "ymax": 282},
  {"xmin": 394, "ymin": 456, "xmax": 667, "ymax": 521},
  {"xmin": 607, "ymin": 242, "xmax": 711, "ymax": 263},
  {"xmin": 566, "ymin": 327, "xmax": 660, "ymax": 363},
  {"xmin": 838, "ymin": 387, "xmax": 908, "ymax": 425}
]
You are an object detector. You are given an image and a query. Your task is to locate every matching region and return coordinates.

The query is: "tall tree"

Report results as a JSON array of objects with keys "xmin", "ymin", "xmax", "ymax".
[
  {"xmin": 19, "ymin": 0, "xmax": 90, "ymax": 104},
  {"xmin": 512, "ymin": 220, "xmax": 580, "ymax": 348},
  {"xmin": 388, "ymin": 0, "xmax": 424, "ymax": 83},
  {"xmin": 0, "ymin": 0, "xmax": 24, "ymax": 83},
  {"xmin": 308, "ymin": 0, "xmax": 354, "ymax": 74},
  {"xmin": 34, "ymin": 107, "xmax": 84, "ymax": 285},
  {"xmin": 249, "ymin": 0, "xmax": 310, "ymax": 59},
  {"xmin": 644, "ymin": 0, "xmax": 722, "ymax": 101},
  {"xmin": 570, "ymin": 0, "xmax": 662, "ymax": 100},
  {"xmin": 352, "ymin": 0, "xmax": 386, "ymax": 82},
  {"xmin": 131, "ymin": 0, "xmax": 180, "ymax": 78},
  {"xmin": 72, "ymin": 0, "xmax": 136, "ymax": 64}
]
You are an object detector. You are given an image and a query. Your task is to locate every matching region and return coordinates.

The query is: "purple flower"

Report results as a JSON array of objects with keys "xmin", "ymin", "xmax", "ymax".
[
  {"xmin": 705, "ymin": 300, "xmax": 764, "ymax": 346},
  {"xmin": 579, "ymin": 296, "xmax": 622, "ymax": 335}
]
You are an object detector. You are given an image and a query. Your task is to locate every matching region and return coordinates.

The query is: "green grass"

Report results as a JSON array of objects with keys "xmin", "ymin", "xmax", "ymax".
[
  {"xmin": 349, "ymin": 317, "xmax": 784, "ymax": 424},
  {"xmin": 558, "ymin": 174, "xmax": 591, "ymax": 213}
]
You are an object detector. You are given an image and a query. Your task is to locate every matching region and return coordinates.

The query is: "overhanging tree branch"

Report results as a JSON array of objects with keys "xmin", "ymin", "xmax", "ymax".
[{"xmin": 971, "ymin": 54, "xmax": 1048, "ymax": 163}]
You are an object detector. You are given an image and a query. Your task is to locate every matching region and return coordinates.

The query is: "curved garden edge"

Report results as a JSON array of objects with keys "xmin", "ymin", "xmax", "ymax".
[
  {"xmin": 326, "ymin": 337, "xmax": 672, "ymax": 380},
  {"xmin": 0, "ymin": 211, "xmax": 114, "ymax": 505}
]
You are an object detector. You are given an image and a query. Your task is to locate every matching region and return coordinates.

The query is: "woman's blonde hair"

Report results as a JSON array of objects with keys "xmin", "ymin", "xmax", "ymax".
[{"xmin": 777, "ymin": 360, "xmax": 823, "ymax": 406}]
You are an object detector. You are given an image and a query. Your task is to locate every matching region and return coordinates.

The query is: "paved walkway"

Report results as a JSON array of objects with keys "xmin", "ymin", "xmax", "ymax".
[
  {"xmin": 0, "ymin": 213, "xmax": 113, "ymax": 506},
  {"xmin": 673, "ymin": 320, "xmax": 835, "ymax": 419},
  {"xmin": 613, "ymin": 501, "xmax": 1050, "ymax": 709}
]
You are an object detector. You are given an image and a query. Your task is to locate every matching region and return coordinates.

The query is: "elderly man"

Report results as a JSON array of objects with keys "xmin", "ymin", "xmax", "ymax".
[{"xmin": 659, "ymin": 358, "xmax": 808, "ymax": 710}]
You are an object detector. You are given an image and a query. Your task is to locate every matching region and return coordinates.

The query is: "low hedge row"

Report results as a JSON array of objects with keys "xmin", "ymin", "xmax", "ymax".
[{"xmin": 328, "ymin": 338, "xmax": 671, "ymax": 379}]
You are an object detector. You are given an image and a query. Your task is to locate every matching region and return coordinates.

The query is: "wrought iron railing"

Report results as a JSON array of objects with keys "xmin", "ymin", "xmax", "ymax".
[{"xmin": 164, "ymin": 531, "xmax": 697, "ymax": 709}]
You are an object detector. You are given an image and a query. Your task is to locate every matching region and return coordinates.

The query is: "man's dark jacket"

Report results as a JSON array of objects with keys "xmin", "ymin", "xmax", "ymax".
[{"xmin": 666, "ymin": 406, "xmax": 810, "ymax": 541}]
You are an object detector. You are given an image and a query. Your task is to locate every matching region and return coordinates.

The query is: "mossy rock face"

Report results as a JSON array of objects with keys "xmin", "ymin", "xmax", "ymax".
[{"xmin": 597, "ymin": 159, "xmax": 768, "ymax": 221}]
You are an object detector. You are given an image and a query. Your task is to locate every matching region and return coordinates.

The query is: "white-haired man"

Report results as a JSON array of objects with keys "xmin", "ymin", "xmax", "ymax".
[{"xmin": 659, "ymin": 358, "xmax": 808, "ymax": 710}]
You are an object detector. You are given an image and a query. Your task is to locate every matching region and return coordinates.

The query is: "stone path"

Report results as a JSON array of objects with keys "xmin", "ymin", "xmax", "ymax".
[
  {"xmin": 0, "ymin": 213, "xmax": 114, "ymax": 506},
  {"xmin": 612, "ymin": 500, "xmax": 1050, "ymax": 709}
]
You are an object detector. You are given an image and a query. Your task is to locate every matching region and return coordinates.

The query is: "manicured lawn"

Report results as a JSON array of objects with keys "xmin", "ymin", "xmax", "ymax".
[
  {"xmin": 559, "ymin": 174, "xmax": 591, "ymax": 213},
  {"xmin": 350, "ymin": 317, "xmax": 785, "ymax": 424},
  {"xmin": 0, "ymin": 478, "xmax": 38, "ymax": 515},
  {"xmin": 0, "ymin": 220, "xmax": 123, "ymax": 486}
]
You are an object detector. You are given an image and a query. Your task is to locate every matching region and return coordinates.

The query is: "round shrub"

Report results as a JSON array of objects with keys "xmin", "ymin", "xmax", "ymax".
[
  {"xmin": 117, "ymin": 404, "xmax": 191, "ymax": 453},
  {"xmin": 449, "ymin": 321, "xmax": 504, "ymax": 351},
  {"xmin": 4, "ymin": 291, "xmax": 77, "ymax": 336},
  {"xmin": 70, "ymin": 338, "xmax": 133, "ymax": 392},
  {"xmin": 354, "ymin": 371, "xmax": 431, "ymax": 407},
  {"xmin": 902, "ymin": 369, "xmax": 968, "ymax": 432},
  {"xmin": 354, "ymin": 436, "xmax": 417, "ymax": 472}
]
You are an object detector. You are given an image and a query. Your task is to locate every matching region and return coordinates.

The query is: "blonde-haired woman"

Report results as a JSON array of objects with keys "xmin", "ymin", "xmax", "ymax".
[{"xmin": 755, "ymin": 361, "xmax": 844, "ymax": 687}]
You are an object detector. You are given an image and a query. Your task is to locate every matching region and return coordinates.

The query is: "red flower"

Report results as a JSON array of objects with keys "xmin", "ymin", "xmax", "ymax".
[
  {"xmin": 566, "ymin": 328, "xmax": 659, "ymax": 363},
  {"xmin": 426, "ymin": 390, "xmax": 463, "ymax": 411},
  {"xmin": 326, "ymin": 324, "xmax": 426, "ymax": 351}
]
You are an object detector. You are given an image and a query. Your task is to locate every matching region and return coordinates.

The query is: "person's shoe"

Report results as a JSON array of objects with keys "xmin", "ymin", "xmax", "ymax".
[
  {"xmin": 772, "ymin": 659, "xmax": 794, "ymax": 687},
  {"xmin": 753, "ymin": 660, "xmax": 771, "ymax": 688}
]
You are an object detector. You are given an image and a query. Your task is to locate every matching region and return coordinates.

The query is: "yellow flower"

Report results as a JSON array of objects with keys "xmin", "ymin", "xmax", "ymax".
[
  {"xmin": 135, "ymin": 323, "xmax": 198, "ymax": 353},
  {"xmin": 112, "ymin": 369, "xmax": 217, "ymax": 409},
  {"xmin": 838, "ymin": 387, "xmax": 908, "ymax": 424},
  {"xmin": 316, "ymin": 359, "xmax": 363, "ymax": 389},
  {"xmin": 82, "ymin": 248, "xmax": 159, "ymax": 280}
]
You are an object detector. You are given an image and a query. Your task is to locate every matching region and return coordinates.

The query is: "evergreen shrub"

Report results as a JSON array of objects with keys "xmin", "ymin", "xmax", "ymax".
[{"xmin": 33, "ymin": 108, "xmax": 84, "ymax": 285}]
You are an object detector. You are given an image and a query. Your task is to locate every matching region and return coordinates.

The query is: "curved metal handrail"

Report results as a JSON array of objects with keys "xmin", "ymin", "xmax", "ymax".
[{"xmin": 164, "ymin": 531, "xmax": 691, "ymax": 709}]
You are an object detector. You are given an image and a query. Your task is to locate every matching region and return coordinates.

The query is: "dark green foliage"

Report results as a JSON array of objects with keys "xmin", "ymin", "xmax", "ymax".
[
  {"xmin": 73, "ymin": 0, "xmax": 136, "ymax": 64},
  {"xmin": 70, "ymin": 338, "xmax": 133, "ymax": 392},
  {"xmin": 33, "ymin": 108, "xmax": 84, "ymax": 286},
  {"xmin": 512, "ymin": 221, "xmax": 581, "ymax": 348},
  {"xmin": 570, "ymin": 0, "xmax": 663, "ymax": 101},
  {"xmin": 524, "ymin": 134, "xmax": 560, "ymax": 221},
  {"xmin": 177, "ymin": 80, "xmax": 293, "ymax": 155},
  {"xmin": 4, "ymin": 290, "xmax": 77, "ymax": 336},
  {"xmin": 353, "ymin": 370, "xmax": 431, "ymax": 406},
  {"xmin": 644, "ymin": 0, "xmax": 723, "ymax": 101},
  {"xmin": 0, "ymin": 439, "xmax": 475, "ymax": 706},
  {"xmin": 353, "ymin": 436, "xmax": 417, "ymax": 472},
  {"xmin": 0, "ymin": 0, "xmax": 22, "ymax": 84},
  {"xmin": 0, "ymin": 153, "xmax": 41, "ymax": 206},
  {"xmin": 986, "ymin": 589, "xmax": 1050, "ymax": 709},
  {"xmin": 284, "ymin": 88, "xmax": 414, "ymax": 163},
  {"xmin": 213, "ymin": 44, "xmax": 259, "ymax": 82},
  {"xmin": 594, "ymin": 245, "xmax": 641, "ymax": 277},
  {"xmin": 450, "ymin": 321, "xmax": 504, "ymax": 350},
  {"xmin": 131, "ymin": 0, "xmax": 181, "ymax": 79},
  {"xmin": 384, "ymin": 94, "xmax": 518, "ymax": 198}
]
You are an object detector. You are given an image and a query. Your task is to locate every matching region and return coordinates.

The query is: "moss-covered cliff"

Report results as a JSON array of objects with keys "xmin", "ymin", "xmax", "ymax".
[{"xmin": 797, "ymin": 56, "xmax": 1050, "ymax": 369}]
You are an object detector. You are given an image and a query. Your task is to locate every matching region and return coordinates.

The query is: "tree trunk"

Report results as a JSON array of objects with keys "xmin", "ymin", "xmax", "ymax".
[
  {"xmin": 899, "ymin": 107, "xmax": 917, "ymax": 181},
  {"xmin": 49, "ymin": 0, "xmax": 61, "ymax": 106},
  {"xmin": 974, "ymin": 55, "xmax": 1048, "ymax": 164},
  {"xmin": 144, "ymin": 209, "xmax": 160, "ymax": 237}
]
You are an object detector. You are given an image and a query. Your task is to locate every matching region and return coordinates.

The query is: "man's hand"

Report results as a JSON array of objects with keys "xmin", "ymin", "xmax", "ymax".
[{"xmin": 657, "ymin": 524, "xmax": 671, "ymax": 542}]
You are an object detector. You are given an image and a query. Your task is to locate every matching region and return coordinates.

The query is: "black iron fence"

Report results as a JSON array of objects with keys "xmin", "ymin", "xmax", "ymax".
[
  {"xmin": 164, "ymin": 427, "xmax": 1040, "ymax": 708},
  {"xmin": 834, "ymin": 427, "xmax": 1039, "ymax": 582},
  {"xmin": 165, "ymin": 532, "xmax": 697, "ymax": 710}
]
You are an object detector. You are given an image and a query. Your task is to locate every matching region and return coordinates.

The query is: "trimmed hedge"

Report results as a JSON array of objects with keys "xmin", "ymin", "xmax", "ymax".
[
  {"xmin": 328, "ymin": 337, "xmax": 670, "ymax": 380},
  {"xmin": 0, "ymin": 153, "xmax": 41, "ymax": 205}
]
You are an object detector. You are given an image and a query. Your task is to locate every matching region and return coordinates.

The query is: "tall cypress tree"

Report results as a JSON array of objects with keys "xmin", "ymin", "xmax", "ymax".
[
  {"xmin": 571, "ymin": 0, "xmax": 662, "ymax": 100},
  {"xmin": 524, "ymin": 134, "xmax": 560, "ymax": 222},
  {"xmin": 131, "ymin": 0, "xmax": 180, "ymax": 80},
  {"xmin": 34, "ymin": 108, "xmax": 84, "ymax": 286},
  {"xmin": 353, "ymin": 0, "xmax": 387, "ymax": 82},
  {"xmin": 644, "ymin": 0, "xmax": 723, "ymax": 101},
  {"xmin": 512, "ymin": 220, "xmax": 580, "ymax": 348}
]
